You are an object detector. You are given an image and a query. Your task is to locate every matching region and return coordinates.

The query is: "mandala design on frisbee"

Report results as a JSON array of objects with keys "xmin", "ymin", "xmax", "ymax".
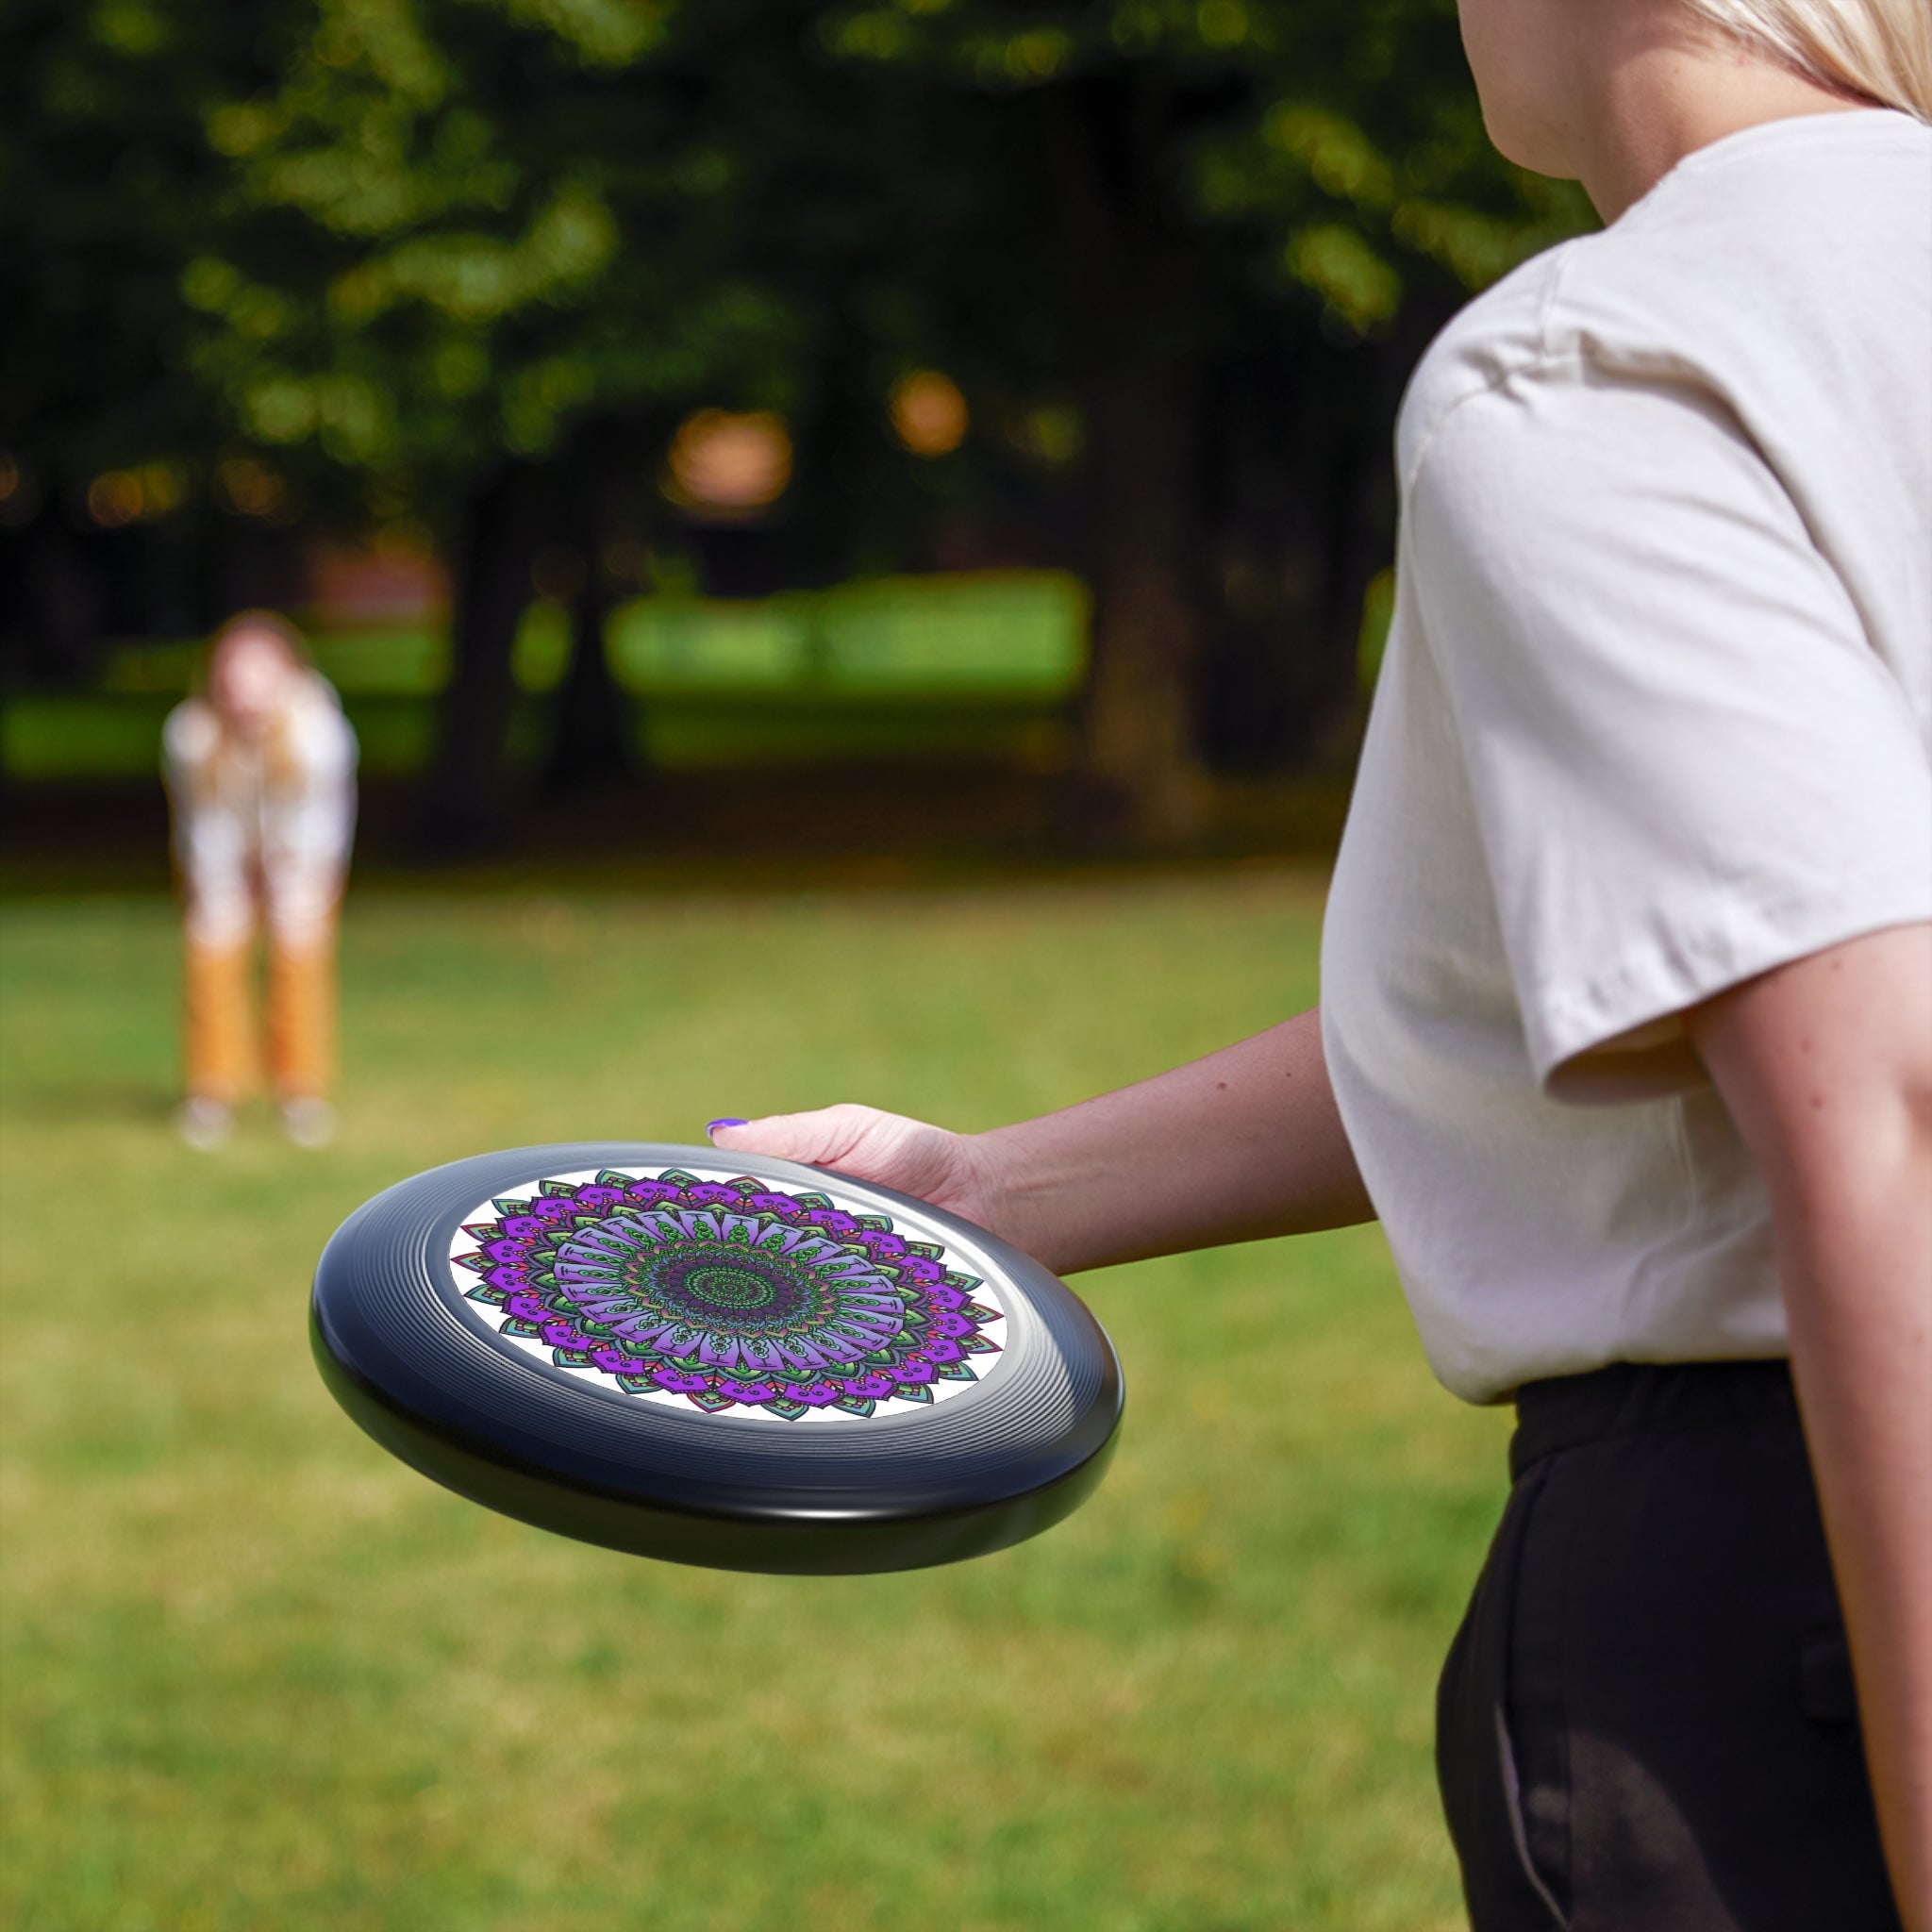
[{"xmin": 449, "ymin": 1168, "xmax": 1006, "ymax": 1423}]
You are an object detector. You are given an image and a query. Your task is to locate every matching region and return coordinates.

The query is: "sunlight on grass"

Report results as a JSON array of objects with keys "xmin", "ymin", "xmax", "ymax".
[{"xmin": 0, "ymin": 877, "xmax": 1505, "ymax": 1930}]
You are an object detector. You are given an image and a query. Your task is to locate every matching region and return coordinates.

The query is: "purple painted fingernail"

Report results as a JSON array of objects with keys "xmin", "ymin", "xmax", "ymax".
[{"xmin": 707, "ymin": 1118, "xmax": 748, "ymax": 1135}]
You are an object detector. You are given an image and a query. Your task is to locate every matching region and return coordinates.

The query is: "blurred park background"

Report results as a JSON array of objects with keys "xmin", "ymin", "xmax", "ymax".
[{"xmin": 1, "ymin": 1, "xmax": 1587, "ymax": 1924}]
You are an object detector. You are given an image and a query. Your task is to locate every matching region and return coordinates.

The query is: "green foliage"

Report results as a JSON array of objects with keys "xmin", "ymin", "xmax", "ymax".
[
  {"xmin": 169, "ymin": 0, "xmax": 815, "ymax": 499},
  {"xmin": 0, "ymin": 879, "xmax": 1509, "ymax": 1929},
  {"xmin": 1, "ymin": 1, "xmax": 271, "ymax": 485},
  {"xmin": 6, "ymin": 0, "xmax": 1593, "ymax": 521},
  {"xmin": 807, "ymin": 0, "xmax": 1592, "ymax": 326}
]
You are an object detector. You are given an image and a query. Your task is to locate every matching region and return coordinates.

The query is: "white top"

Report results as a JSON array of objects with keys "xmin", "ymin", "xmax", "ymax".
[
  {"xmin": 1322, "ymin": 109, "xmax": 1932, "ymax": 1405},
  {"xmin": 163, "ymin": 671, "xmax": 358, "ymax": 949}
]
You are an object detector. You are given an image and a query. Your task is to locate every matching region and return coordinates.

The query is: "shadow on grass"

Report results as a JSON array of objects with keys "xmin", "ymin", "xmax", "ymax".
[{"xmin": 1, "ymin": 765, "xmax": 1357, "ymax": 900}]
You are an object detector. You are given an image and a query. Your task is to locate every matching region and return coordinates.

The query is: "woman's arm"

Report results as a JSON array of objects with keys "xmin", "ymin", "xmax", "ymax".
[
  {"xmin": 1688, "ymin": 923, "xmax": 1932, "ymax": 1932},
  {"xmin": 709, "ymin": 1005, "xmax": 1374, "ymax": 1276}
]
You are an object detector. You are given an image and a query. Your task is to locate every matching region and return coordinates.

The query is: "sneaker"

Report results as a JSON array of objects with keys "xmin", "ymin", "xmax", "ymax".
[
  {"xmin": 280, "ymin": 1096, "xmax": 337, "ymax": 1149},
  {"xmin": 175, "ymin": 1096, "xmax": 233, "ymax": 1151}
]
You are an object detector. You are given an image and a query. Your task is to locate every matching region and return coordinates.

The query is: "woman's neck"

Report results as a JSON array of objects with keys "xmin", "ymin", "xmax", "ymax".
[{"xmin": 1573, "ymin": 15, "xmax": 1876, "ymax": 223}]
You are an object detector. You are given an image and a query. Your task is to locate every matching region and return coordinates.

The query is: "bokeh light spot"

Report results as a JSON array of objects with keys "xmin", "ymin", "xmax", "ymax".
[
  {"xmin": 890, "ymin": 371, "xmax": 969, "ymax": 458},
  {"xmin": 1008, "ymin": 402, "xmax": 1085, "ymax": 468},
  {"xmin": 662, "ymin": 409, "xmax": 792, "ymax": 515},
  {"xmin": 86, "ymin": 473, "xmax": 145, "ymax": 529},
  {"xmin": 214, "ymin": 458, "xmax": 292, "ymax": 522}
]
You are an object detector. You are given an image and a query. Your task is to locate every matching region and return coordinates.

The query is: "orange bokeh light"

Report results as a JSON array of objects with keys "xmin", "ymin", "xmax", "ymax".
[
  {"xmin": 890, "ymin": 371, "xmax": 969, "ymax": 458},
  {"xmin": 214, "ymin": 457, "xmax": 291, "ymax": 521},
  {"xmin": 663, "ymin": 410, "xmax": 793, "ymax": 514},
  {"xmin": 87, "ymin": 471, "xmax": 145, "ymax": 528}
]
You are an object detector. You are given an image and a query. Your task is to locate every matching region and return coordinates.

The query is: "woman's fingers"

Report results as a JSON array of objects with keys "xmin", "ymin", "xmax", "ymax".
[
  {"xmin": 708, "ymin": 1105, "xmax": 878, "ymax": 1167},
  {"xmin": 707, "ymin": 1104, "xmax": 976, "ymax": 1211}
]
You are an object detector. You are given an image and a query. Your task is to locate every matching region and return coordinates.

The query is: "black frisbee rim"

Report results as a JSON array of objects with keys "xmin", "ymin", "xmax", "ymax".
[{"xmin": 310, "ymin": 1142, "xmax": 1124, "ymax": 1574}]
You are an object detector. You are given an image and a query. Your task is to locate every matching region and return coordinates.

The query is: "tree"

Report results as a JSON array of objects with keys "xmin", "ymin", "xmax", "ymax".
[
  {"xmin": 158, "ymin": 0, "xmax": 883, "ymax": 845},
  {"xmin": 6, "ymin": 0, "xmax": 1592, "ymax": 842},
  {"xmin": 0, "ymin": 0, "xmax": 328, "ymax": 679},
  {"xmin": 806, "ymin": 0, "xmax": 1593, "ymax": 836}
]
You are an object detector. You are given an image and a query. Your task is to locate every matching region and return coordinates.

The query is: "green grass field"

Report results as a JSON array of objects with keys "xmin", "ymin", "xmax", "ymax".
[
  {"xmin": 1, "ymin": 574, "xmax": 1091, "ymax": 782},
  {"xmin": 0, "ymin": 874, "xmax": 1507, "ymax": 1931}
]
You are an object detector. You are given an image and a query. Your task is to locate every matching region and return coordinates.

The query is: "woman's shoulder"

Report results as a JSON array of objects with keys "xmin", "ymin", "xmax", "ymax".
[
  {"xmin": 1399, "ymin": 110, "xmax": 1931, "ymax": 489},
  {"xmin": 291, "ymin": 667, "xmax": 346, "ymax": 716},
  {"xmin": 283, "ymin": 673, "xmax": 358, "ymax": 768},
  {"xmin": 162, "ymin": 696, "xmax": 221, "ymax": 768},
  {"xmin": 1395, "ymin": 243, "xmax": 1583, "ymax": 484}
]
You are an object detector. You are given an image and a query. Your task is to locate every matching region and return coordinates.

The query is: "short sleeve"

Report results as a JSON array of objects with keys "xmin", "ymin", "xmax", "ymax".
[
  {"xmin": 161, "ymin": 699, "xmax": 218, "ymax": 785},
  {"xmin": 1408, "ymin": 363, "xmax": 1932, "ymax": 1097},
  {"xmin": 288, "ymin": 675, "xmax": 358, "ymax": 780}
]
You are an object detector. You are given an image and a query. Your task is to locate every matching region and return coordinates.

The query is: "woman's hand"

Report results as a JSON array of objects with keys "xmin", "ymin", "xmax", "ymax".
[
  {"xmin": 708, "ymin": 1106, "xmax": 1013, "ymax": 1238},
  {"xmin": 706, "ymin": 1007, "xmax": 1373, "ymax": 1278}
]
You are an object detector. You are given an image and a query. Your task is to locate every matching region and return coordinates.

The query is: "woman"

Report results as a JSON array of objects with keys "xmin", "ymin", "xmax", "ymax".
[
  {"xmin": 163, "ymin": 611, "xmax": 358, "ymax": 1150},
  {"xmin": 707, "ymin": 2, "xmax": 1931, "ymax": 1925}
]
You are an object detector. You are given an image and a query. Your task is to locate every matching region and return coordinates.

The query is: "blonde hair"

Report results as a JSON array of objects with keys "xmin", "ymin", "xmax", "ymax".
[{"xmin": 1682, "ymin": 0, "xmax": 1932, "ymax": 120}]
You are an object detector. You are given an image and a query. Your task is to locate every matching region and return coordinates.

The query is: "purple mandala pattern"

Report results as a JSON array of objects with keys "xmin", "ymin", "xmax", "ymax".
[{"xmin": 450, "ymin": 1168, "xmax": 1005, "ymax": 1421}]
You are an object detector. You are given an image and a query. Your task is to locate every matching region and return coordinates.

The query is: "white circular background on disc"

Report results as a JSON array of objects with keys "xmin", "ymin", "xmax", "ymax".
[{"xmin": 447, "ymin": 1163, "xmax": 1008, "ymax": 1424}]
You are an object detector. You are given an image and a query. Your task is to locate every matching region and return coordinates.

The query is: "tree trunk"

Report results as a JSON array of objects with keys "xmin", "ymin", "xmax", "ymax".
[
  {"xmin": 541, "ymin": 554, "xmax": 634, "ymax": 798},
  {"xmin": 1045, "ymin": 75, "xmax": 1210, "ymax": 847},
  {"xmin": 1079, "ymin": 361, "xmax": 1205, "ymax": 844},
  {"xmin": 541, "ymin": 418, "xmax": 658, "ymax": 800},
  {"xmin": 12, "ymin": 508, "xmax": 107, "ymax": 687},
  {"xmin": 417, "ymin": 460, "xmax": 542, "ymax": 857}
]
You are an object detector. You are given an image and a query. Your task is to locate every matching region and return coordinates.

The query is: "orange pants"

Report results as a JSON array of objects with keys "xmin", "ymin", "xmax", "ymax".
[{"xmin": 184, "ymin": 922, "xmax": 337, "ymax": 1105}]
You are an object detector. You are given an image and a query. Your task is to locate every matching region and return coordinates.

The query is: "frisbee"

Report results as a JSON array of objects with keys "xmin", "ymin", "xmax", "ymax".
[{"xmin": 310, "ymin": 1142, "xmax": 1123, "ymax": 1574}]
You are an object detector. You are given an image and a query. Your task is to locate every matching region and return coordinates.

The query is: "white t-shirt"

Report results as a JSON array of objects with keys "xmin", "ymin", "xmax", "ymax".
[
  {"xmin": 163, "ymin": 671, "xmax": 358, "ymax": 950},
  {"xmin": 1322, "ymin": 109, "xmax": 1932, "ymax": 1405}
]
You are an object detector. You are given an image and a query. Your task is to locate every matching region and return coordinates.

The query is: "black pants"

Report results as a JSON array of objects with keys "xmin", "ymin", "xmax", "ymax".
[{"xmin": 1436, "ymin": 1360, "xmax": 1900, "ymax": 1932}]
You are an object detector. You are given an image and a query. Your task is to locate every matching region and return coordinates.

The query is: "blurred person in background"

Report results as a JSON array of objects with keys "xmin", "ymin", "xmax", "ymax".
[
  {"xmin": 710, "ymin": 0, "xmax": 1932, "ymax": 1926},
  {"xmin": 163, "ymin": 611, "xmax": 358, "ymax": 1151}
]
